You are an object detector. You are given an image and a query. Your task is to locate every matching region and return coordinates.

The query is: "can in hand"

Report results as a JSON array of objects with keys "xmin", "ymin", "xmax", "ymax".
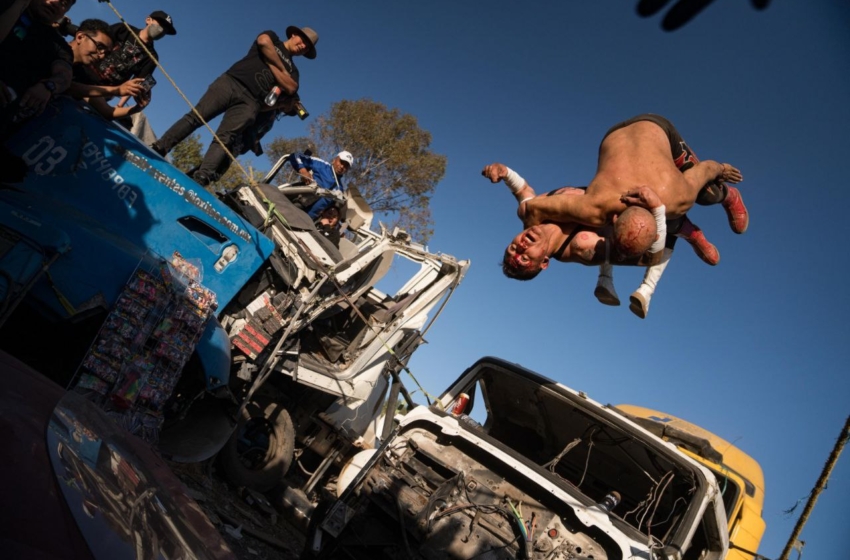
[{"xmin": 451, "ymin": 393, "xmax": 470, "ymax": 415}]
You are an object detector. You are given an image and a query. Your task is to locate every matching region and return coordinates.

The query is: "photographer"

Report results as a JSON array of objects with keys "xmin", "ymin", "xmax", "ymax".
[
  {"xmin": 65, "ymin": 19, "xmax": 148, "ymax": 122},
  {"xmin": 151, "ymin": 25, "xmax": 318, "ymax": 187}
]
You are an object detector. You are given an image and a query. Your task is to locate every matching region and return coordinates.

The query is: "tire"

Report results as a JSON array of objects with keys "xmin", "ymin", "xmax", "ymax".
[{"xmin": 219, "ymin": 397, "xmax": 295, "ymax": 492}]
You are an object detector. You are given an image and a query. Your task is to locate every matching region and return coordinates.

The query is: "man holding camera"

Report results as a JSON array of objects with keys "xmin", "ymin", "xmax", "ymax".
[
  {"xmin": 88, "ymin": 10, "xmax": 176, "ymax": 138},
  {"xmin": 151, "ymin": 25, "xmax": 319, "ymax": 187}
]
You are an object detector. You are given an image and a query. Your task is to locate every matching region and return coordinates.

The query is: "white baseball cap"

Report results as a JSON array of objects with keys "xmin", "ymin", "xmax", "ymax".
[{"xmin": 337, "ymin": 151, "xmax": 353, "ymax": 166}]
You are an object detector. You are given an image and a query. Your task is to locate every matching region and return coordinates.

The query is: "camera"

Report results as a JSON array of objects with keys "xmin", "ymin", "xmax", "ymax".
[{"xmin": 295, "ymin": 101, "xmax": 309, "ymax": 120}]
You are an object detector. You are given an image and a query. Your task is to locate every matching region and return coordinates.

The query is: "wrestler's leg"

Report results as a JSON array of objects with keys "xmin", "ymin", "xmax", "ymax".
[
  {"xmin": 630, "ymin": 246, "xmax": 673, "ymax": 319},
  {"xmin": 671, "ymin": 122, "xmax": 749, "ymax": 234},
  {"xmin": 668, "ymin": 215, "xmax": 720, "ymax": 265},
  {"xmin": 594, "ymin": 262, "xmax": 621, "ymax": 306}
]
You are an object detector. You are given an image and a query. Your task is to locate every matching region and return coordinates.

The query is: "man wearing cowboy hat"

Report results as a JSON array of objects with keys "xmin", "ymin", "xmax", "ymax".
[{"xmin": 152, "ymin": 25, "xmax": 319, "ymax": 187}]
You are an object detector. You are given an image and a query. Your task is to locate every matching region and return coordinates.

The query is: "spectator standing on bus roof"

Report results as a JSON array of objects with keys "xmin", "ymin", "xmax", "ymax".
[{"xmin": 151, "ymin": 25, "xmax": 319, "ymax": 187}]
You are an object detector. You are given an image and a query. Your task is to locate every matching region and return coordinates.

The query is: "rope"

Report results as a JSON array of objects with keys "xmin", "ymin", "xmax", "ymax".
[{"xmin": 101, "ymin": 1, "xmax": 254, "ymax": 186}]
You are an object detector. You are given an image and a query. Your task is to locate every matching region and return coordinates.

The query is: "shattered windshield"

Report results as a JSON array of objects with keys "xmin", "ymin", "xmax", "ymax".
[{"xmin": 444, "ymin": 364, "xmax": 705, "ymax": 545}]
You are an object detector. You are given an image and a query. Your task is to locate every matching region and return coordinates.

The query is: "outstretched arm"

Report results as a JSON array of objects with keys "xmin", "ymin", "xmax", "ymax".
[
  {"xmin": 68, "ymin": 77, "xmax": 144, "ymax": 99},
  {"xmin": 85, "ymin": 95, "xmax": 149, "ymax": 120},
  {"xmin": 520, "ymin": 189, "xmax": 609, "ymax": 229},
  {"xmin": 286, "ymin": 152, "xmax": 316, "ymax": 183},
  {"xmin": 481, "ymin": 162, "xmax": 536, "ymax": 206}
]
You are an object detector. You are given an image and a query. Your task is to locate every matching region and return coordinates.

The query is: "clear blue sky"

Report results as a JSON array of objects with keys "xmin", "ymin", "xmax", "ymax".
[{"xmin": 70, "ymin": 1, "xmax": 850, "ymax": 557}]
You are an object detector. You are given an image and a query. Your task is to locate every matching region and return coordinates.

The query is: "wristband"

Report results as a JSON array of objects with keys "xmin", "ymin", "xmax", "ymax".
[
  {"xmin": 504, "ymin": 167, "xmax": 526, "ymax": 194},
  {"xmin": 650, "ymin": 205, "xmax": 666, "ymax": 254}
]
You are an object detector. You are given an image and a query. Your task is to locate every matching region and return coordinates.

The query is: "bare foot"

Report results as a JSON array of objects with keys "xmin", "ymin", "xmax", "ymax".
[{"xmin": 720, "ymin": 163, "xmax": 743, "ymax": 184}]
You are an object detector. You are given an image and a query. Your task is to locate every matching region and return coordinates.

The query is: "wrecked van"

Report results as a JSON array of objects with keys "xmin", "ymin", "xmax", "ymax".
[{"xmin": 307, "ymin": 357, "xmax": 731, "ymax": 559}]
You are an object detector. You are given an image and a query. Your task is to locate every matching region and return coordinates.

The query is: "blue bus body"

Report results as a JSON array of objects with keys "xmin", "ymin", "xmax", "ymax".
[{"xmin": 5, "ymin": 97, "xmax": 274, "ymax": 315}]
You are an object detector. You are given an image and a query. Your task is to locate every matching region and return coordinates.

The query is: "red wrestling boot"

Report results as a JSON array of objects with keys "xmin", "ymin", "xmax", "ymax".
[
  {"xmin": 722, "ymin": 187, "xmax": 749, "ymax": 234},
  {"xmin": 676, "ymin": 216, "xmax": 720, "ymax": 266}
]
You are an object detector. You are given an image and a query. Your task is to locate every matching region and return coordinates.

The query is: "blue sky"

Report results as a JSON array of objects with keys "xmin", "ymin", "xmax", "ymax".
[{"xmin": 69, "ymin": 1, "xmax": 850, "ymax": 557}]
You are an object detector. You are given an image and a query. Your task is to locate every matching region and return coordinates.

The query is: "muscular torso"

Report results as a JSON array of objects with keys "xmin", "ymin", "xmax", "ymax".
[{"xmin": 591, "ymin": 121, "xmax": 694, "ymax": 218}]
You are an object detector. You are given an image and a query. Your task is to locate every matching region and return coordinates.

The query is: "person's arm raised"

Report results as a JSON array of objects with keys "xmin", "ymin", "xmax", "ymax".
[{"xmin": 481, "ymin": 162, "xmax": 536, "ymax": 205}]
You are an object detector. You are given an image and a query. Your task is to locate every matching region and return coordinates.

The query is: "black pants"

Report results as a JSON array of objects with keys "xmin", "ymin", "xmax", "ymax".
[{"xmin": 156, "ymin": 73, "xmax": 259, "ymax": 181}]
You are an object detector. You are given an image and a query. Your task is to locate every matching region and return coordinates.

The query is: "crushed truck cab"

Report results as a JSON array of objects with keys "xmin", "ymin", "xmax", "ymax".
[{"xmin": 308, "ymin": 357, "xmax": 731, "ymax": 560}]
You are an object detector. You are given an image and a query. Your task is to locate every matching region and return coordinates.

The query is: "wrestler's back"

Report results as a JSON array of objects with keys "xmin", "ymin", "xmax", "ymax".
[{"xmin": 594, "ymin": 121, "xmax": 684, "ymax": 206}]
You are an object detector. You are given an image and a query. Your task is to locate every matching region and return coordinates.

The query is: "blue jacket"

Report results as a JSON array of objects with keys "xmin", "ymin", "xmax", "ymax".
[{"xmin": 287, "ymin": 152, "xmax": 344, "ymax": 218}]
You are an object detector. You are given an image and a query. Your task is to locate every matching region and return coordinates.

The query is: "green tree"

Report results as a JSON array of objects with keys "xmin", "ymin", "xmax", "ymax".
[
  {"xmin": 168, "ymin": 134, "xmax": 262, "ymax": 193},
  {"xmin": 169, "ymin": 134, "xmax": 203, "ymax": 175},
  {"xmin": 266, "ymin": 99, "xmax": 446, "ymax": 242}
]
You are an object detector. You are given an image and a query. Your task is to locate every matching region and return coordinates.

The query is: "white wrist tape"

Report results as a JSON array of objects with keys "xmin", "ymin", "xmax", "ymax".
[
  {"xmin": 504, "ymin": 167, "xmax": 526, "ymax": 194},
  {"xmin": 650, "ymin": 205, "xmax": 666, "ymax": 254}
]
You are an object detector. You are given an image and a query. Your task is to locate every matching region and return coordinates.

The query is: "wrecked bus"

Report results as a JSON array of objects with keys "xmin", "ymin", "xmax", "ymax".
[{"xmin": 0, "ymin": 94, "xmax": 469, "ymax": 508}]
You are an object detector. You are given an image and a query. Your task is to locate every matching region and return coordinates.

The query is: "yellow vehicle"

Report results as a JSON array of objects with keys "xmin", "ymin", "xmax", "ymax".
[{"xmin": 615, "ymin": 405, "xmax": 766, "ymax": 560}]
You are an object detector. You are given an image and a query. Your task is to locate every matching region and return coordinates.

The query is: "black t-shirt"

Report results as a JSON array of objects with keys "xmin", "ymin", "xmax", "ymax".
[
  {"xmin": 226, "ymin": 30, "xmax": 299, "ymax": 101},
  {"xmin": 0, "ymin": 7, "xmax": 73, "ymax": 95},
  {"xmin": 92, "ymin": 23, "xmax": 158, "ymax": 86},
  {"xmin": 72, "ymin": 63, "xmax": 98, "ymax": 86}
]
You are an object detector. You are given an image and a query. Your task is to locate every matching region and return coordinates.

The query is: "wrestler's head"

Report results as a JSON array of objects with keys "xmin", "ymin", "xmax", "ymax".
[
  {"xmin": 502, "ymin": 226, "xmax": 551, "ymax": 280},
  {"xmin": 611, "ymin": 206, "xmax": 656, "ymax": 260}
]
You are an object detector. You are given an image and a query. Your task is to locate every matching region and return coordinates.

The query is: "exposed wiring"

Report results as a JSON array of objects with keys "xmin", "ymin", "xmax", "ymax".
[
  {"xmin": 641, "ymin": 470, "xmax": 675, "ymax": 534},
  {"xmin": 506, "ymin": 498, "xmax": 528, "ymax": 540},
  {"xmin": 653, "ymin": 496, "xmax": 687, "ymax": 528},
  {"xmin": 577, "ymin": 429, "xmax": 596, "ymax": 487},
  {"xmin": 543, "ymin": 437, "xmax": 582, "ymax": 471}
]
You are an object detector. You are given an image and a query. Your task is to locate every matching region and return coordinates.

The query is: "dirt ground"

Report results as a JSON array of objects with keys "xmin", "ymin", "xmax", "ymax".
[{"xmin": 169, "ymin": 461, "xmax": 306, "ymax": 560}]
